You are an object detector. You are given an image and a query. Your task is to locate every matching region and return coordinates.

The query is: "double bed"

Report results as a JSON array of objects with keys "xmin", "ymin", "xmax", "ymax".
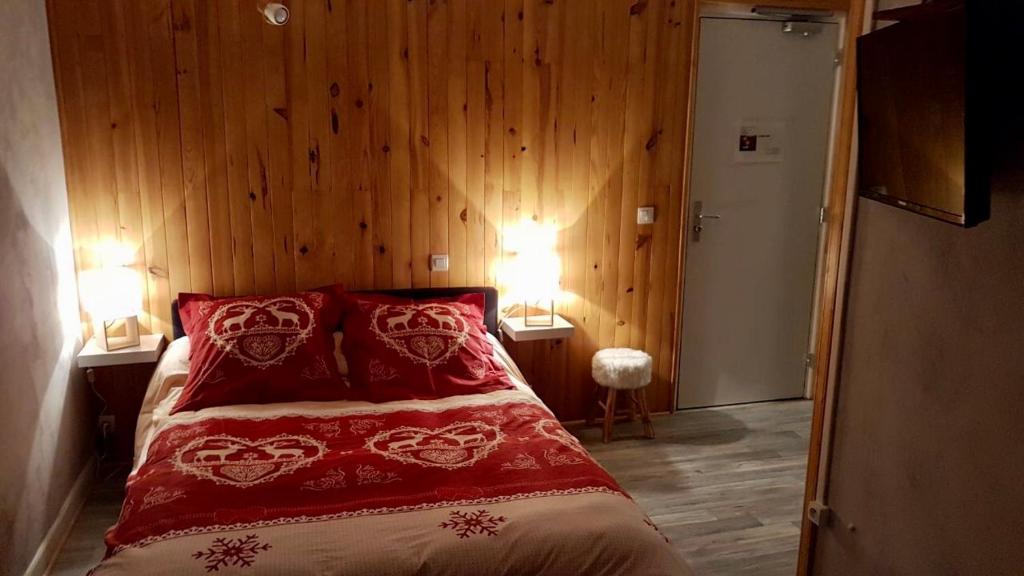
[{"xmin": 90, "ymin": 288, "xmax": 689, "ymax": 575}]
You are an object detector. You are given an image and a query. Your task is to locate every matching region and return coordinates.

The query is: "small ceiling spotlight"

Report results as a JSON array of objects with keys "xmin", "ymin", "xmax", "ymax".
[{"xmin": 262, "ymin": 3, "xmax": 290, "ymax": 26}]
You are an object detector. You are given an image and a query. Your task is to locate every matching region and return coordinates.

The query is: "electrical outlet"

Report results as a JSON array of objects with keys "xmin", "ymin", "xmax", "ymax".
[
  {"xmin": 637, "ymin": 205, "xmax": 656, "ymax": 225},
  {"xmin": 430, "ymin": 254, "xmax": 449, "ymax": 272},
  {"xmin": 99, "ymin": 414, "xmax": 116, "ymax": 435}
]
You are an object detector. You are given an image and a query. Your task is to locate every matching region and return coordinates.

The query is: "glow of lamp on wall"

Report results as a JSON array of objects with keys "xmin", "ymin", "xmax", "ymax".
[
  {"xmin": 80, "ymin": 265, "xmax": 143, "ymax": 351},
  {"xmin": 505, "ymin": 219, "xmax": 561, "ymax": 327}
]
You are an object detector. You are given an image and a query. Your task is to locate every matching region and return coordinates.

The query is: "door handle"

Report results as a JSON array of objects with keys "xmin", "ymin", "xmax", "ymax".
[{"xmin": 692, "ymin": 201, "xmax": 720, "ymax": 242}]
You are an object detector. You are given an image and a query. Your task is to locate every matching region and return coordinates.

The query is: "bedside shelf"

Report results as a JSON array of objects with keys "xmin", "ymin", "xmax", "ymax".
[
  {"xmin": 501, "ymin": 315, "xmax": 575, "ymax": 342},
  {"xmin": 77, "ymin": 334, "xmax": 166, "ymax": 368}
]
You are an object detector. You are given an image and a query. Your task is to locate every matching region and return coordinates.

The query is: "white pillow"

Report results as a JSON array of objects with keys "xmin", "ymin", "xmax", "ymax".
[{"xmin": 333, "ymin": 332, "xmax": 348, "ymax": 376}]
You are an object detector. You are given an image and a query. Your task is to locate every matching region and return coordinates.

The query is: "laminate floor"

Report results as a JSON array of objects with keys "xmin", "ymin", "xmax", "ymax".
[
  {"xmin": 574, "ymin": 399, "xmax": 813, "ymax": 576},
  {"xmin": 49, "ymin": 400, "xmax": 811, "ymax": 576}
]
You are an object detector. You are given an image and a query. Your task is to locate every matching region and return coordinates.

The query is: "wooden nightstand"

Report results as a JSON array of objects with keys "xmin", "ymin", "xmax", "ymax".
[
  {"xmin": 500, "ymin": 315, "xmax": 575, "ymax": 342},
  {"xmin": 78, "ymin": 334, "xmax": 166, "ymax": 462},
  {"xmin": 499, "ymin": 316, "xmax": 574, "ymax": 411}
]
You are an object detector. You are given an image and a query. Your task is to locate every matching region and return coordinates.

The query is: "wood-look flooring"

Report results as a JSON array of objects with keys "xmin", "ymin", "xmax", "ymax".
[
  {"xmin": 49, "ymin": 400, "xmax": 811, "ymax": 576},
  {"xmin": 49, "ymin": 465, "xmax": 127, "ymax": 576},
  {"xmin": 574, "ymin": 400, "xmax": 812, "ymax": 576}
]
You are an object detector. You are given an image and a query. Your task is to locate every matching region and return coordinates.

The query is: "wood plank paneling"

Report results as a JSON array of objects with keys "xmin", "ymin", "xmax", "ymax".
[
  {"xmin": 48, "ymin": 0, "xmax": 698, "ymax": 421},
  {"xmin": 407, "ymin": 0, "xmax": 431, "ymax": 288},
  {"xmin": 219, "ymin": 0, "xmax": 256, "ymax": 296},
  {"xmin": 239, "ymin": 0, "xmax": 275, "ymax": 294}
]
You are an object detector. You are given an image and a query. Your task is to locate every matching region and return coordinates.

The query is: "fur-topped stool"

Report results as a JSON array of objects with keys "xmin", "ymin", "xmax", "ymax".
[{"xmin": 590, "ymin": 348, "xmax": 655, "ymax": 443}]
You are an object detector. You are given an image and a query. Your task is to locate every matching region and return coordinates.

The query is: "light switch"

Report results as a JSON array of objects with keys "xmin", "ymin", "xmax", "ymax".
[
  {"xmin": 430, "ymin": 254, "xmax": 449, "ymax": 272},
  {"xmin": 637, "ymin": 206, "xmax": 656, "ymax": 225}
]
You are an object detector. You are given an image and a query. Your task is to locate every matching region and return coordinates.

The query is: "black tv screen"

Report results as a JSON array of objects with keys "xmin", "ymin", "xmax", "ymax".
[{"xmin": 856, "ymin": 2, "xmax": 988, "ymax": 227}]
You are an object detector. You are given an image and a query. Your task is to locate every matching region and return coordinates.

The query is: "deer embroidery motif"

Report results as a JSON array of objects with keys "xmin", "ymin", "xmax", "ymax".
[
  {"xmin": 220, "ymin": 307, "xmax": 258, "ymax": 333},
  {"xmin": 385, "ymin": 309, "xmax": 417, "ymax": 332},
  {"xmin": 261, "ymin": 441, "xmax": 306, "ymax": 460},
  {"xmin": 424, "ymin": 308, "xmax": 458, "ymax": 330},
  {"xmin": 444, "ymin": 424, "xmax": 490, "ymax": 447},
  {"xmin": 387, "ymin": 431, "xmax": 429, "ymax": 451},
  {"xmin": 195, "ymin": 442, "xmax": 242, "ymax": 463},
  {"xmin": 266, "ymin": 301, "xmax": 301, "ymax": 327}
]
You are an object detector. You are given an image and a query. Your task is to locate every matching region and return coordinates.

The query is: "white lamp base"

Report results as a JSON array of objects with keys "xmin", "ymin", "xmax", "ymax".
[
  {"xmin": 93, "ymin": 316, "xmax": 140, "ymax": 352},
  {"xmin": 523, "ymin": 299, "xmax": 555, "ymax": 327}
]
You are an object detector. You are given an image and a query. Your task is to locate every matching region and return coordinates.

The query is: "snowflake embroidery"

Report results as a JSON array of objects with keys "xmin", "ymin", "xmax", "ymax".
[
  {"xmin": 192, "ymin": 534, "xmax": 271, "ymax": 572},
  {"xmin": 369, "ymin": 358, "xmax": 399, "ymax": 382},
  {"xmin": 349, "ymin": 418, "xmax": 384, "ymax": 435},
  {"xmin": 300, "ymin": 357, "xmax": 331, "ymax": 380},
  {"xmin": 469, "ymin": 409, "xmax": 508, "ymax": 425},
  {"xmin": 356, "ymin": 464, "xmax": 400, "ymax": 485},
  {"xmin": 165, "ymin": 424, "xmax": 211, "ymax": 446},
  {"xmin": 139, "ymin": 486, "xmax": 186, "ymax": 511},
  {"xmin": 501, "ymin": 453, "xmax": 540, "ymax": 470},
  {"xmin": 505, "ymin": 403, "xmax": 540, "ymax": 416},
  {"xmin": 301, "ymin": 467, "xmax": 346, "ymax": 491},
  {"xmin": 543, "ymin": 448, "xmax": 583, "ymax": 466},
  {"xmin": 302, "ymin": 421, "xmax": 343, "ymax": 438},
  {"xmin": 535, "ymin": 420, "xmax": 588, "ymax": 454},
  {"xmin": 439, "ymin": 509, "xmax": 507, "ymax": 539},
  {"xmin": 467, "ymin": 360, "xmax": 488, "ymax": 379},
  {"xmin": 198, "ymin": 301, "xmax": 216, "ymax": 317}
]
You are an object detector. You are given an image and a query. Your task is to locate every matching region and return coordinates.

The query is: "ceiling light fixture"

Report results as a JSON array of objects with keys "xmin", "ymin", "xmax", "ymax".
[{"xmin": 262, "ymin": 3, "xmax": 290, "ymax": 26}]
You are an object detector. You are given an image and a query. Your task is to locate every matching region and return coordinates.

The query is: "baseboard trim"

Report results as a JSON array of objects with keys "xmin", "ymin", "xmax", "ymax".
[{"xmin": 24, "ymin": 457, "xmax": 96, "ymax": 576}]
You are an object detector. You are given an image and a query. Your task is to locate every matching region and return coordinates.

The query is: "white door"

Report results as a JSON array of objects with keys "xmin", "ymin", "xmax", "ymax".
[{"xmin": 677, "ymin": 17, "xmax": 838, "ymax": 409}]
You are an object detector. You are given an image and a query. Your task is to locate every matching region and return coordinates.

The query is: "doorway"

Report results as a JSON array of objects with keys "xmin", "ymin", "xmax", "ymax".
[{"xmin": 677, "ymin": 16, "xmax": 840, "ymax": 409}]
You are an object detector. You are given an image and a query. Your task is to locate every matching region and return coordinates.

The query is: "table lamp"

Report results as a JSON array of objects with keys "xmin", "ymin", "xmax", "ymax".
[
  {"xmin": 506, "ymin": 220, "xmax": 561, "ymax": 327},
  {"xmin": 81, "ymin": 265, "xmax": 143, "ymax": 351}
]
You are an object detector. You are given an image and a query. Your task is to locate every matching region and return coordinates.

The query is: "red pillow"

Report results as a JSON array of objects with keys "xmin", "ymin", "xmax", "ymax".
[
  {"xmin": 173, "ymin": 290, "xmax": 347, "ymax": 413},
  {"xmin": 341, "ymin": 293, "xmax": 513, "ymax": 402}
]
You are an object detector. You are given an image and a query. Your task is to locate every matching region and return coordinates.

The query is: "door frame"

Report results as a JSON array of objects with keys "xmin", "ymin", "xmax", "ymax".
[{"xmin": 668, "ymin": 1, "xmax": 866, "ymax": 575}]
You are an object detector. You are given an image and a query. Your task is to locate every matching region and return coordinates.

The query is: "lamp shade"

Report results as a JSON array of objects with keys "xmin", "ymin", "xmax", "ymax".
[
  {"xmin": 80, "ymin": 266, "xmax": 143, "ymax": 322},
  {"xmin": 509, "ymin": 252, "xmax": 561, "ymax": 302},
  {"xmin": 503, "ymin": 219, "xmax": 561, "ymax": 304}
]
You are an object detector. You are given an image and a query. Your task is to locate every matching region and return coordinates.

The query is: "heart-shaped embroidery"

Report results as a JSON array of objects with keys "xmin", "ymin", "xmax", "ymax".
[
  {"xmin": 220, "ymin": 463, "xmax": 275, "ymax": 483},
  {"xmin": 366, "ymin": 422, "xmax": 502, "ymax": 469},
  {"xmin": 420, "ymin": 448, "xmax": 469, "ymax": 464},
  {"xmin": 173, "ymin": 434, "xmax": 325, "ymax": 487},
  {"xmin": 535, "ymin": 419, "xmax": 588, "ymax": 455},
  {"xmin": 206, "ymin": 296, "xmax": 318, "ymax": 368},
  {"xmin": 242, "ymin": 334, "xmax": 283, "ymax": 361},
  {"xmin": 409, "ymin": 335, "xmax": 445, "ymax": 360},
  {"xmin": 370, "ymin": 304, "xmax": 470, "ymax": 367}
]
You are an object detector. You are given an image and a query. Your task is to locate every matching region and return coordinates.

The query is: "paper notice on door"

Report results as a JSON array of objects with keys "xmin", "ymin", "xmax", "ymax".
[{"xmin": 734, "ymin": 120, "xmax": 787, "ymax": 164}]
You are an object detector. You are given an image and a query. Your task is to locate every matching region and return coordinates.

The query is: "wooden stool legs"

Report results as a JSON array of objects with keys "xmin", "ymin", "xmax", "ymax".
[
  {"xmin": 597, "ymin": 386, "xmax": 654, "ymax": 443},
  {"xmin": 636, "ymin": 389, "xmax": 655, "ymax": 439},
  {"xmin": 585, "ymin": 384, "xmax": 602, "ymax": 426},
  {"xmin": 602, "ymin": 388, "xmax": 618, "ymax": 443}
]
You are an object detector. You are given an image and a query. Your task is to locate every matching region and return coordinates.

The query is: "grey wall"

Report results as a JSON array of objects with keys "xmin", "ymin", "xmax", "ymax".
[
  {"xmin": 0, "ymin": 1, "xmax": 93, "ymax": 574},
  {"xmin": 814, "ymin": 190, "xmax": 1024, "ymax": 576},
  {"xmin": 813, "ymin": 7, "xmax": 1024, "ymax": 571}
]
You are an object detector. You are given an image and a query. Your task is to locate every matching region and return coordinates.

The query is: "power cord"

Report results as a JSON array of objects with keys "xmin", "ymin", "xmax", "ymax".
[
  {"xmin": 496, "ymin": 303, "xmax": 524, "ymax": 343},
  {"xmin": 86, "ymin": 368, "xmax": 114, "ymax": 466}
]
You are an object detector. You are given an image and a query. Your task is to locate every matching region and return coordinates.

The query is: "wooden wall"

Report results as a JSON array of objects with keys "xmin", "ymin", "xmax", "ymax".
[{"xmin": 47, "ymin": 0, "xmax": 694, "ymax": 420}]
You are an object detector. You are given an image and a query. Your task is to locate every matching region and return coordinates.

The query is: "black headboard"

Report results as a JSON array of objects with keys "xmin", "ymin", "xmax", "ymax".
[{"xmin": 171, "ymin": 287, "xmax": 500, "ymax": 340}]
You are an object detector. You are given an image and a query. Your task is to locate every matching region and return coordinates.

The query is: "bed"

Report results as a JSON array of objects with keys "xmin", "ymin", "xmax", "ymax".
[{"xmin": 90, "ymin": 288, "xmax": 689, "ymax": 575}]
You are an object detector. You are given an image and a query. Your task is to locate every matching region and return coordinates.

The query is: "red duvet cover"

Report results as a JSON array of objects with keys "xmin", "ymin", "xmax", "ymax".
[{"xmin": 91, "ymin": 341, "xmax": 689, "ymax": 575}]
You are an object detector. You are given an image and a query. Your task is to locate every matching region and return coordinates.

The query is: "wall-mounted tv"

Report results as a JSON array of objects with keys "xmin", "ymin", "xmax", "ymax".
[{"xmin": 856, "ymin": 1, "xmax": 988, "ymax": 227}]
